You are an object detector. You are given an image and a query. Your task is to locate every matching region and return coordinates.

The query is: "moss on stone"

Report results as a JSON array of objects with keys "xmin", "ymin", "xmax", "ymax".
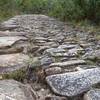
[{"xmin": 2, "ymin": 68, "xmax": 26, "ymax": 82}]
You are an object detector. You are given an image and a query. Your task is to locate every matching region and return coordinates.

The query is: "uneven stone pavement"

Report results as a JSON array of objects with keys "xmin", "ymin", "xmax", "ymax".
[{"xmin": 0, "ymin": 14, "xmax": 100, "ymax": 100}]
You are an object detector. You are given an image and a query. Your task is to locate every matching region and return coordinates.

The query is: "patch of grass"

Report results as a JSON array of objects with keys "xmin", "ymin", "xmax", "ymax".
[
  {"xmin": 2, "ymin": 69, "xmax": 26, "ymax": 82},
  {"xmin": 86, "ymin": 60, "xmax": 96, "ymax": 65},
  {"xmin": 95, "ymin": 34, "xmax": 100, "ymax": 41}
]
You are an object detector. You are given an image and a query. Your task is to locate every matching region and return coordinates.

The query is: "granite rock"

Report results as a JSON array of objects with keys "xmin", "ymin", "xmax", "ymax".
[{"xmin": 46, "ymin": 68, "xmax": 100, "ymax": 96}]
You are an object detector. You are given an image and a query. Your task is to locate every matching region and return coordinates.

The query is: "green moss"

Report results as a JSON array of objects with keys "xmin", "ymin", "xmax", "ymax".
[
  {"xmin": 86, "ymin": 60, "xmax": 96, "ymax": 65},
  {"xmin": 27, "ymin": 57, "xmax": 41, "ymax": 70},
  {"xmin": 54, "ymin": 56, "xmax": 62, "ymax": 62},
  {"xmin": 2, "ymin": 69, "xmax": 26, "ymax": 82},
  {"xmin": 95, "ymin": 34, "xmax": 100, "ymax": 41}
]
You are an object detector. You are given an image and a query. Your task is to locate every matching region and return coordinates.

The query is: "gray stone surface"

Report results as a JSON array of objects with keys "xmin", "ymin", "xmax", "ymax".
[
  {"xmin": 84, "ymin": 89, "xmax": 100, "ymax": 100},
  {"xmin": 45, "ymin": 48, "xmax": 66, "ymax": 55},
  {"xmin": 58, "ymin": 44, "xmax": 77, "ymax": 49},
  {"xmin": 45, "ymin": 67, "xmax": 62, "ymax": 76},
  {"xmin": 0, "ymin": 53, "xmax": 29, "ymax": 74},
  {"xmin": 40, "ymin": 55, "xmax": 53, "ymax": 66},
  {"xmin": 0, "ymin": 31, "xmax": 28, "ymax": 36},
  {"xmin": 51, "ymin": 52, "xmax": 76, "ymax": 57},
  {"xmin": 0, "ymin": 36, "xmax": 27, "ymax": 49},
  {"xmin": 0, "ymin": 14, "xmax": 99, "ymax": 100},
  {"xmin": 68, "ymin": 47, "xmax": 84, "ymax": 55},
  {"xmin": 83, "ymin": 50, "xmax": 100, "ymax": 61},
  {"xmin": 45, "ymin": 96, "xmax": 67, "ymax": 100},
  {"xmin": 49, "ymin": 60, "xmax": 86, "ymax": 67},
  {"xmin": 0, "ymin": 80, "xmax": 34, "ymax": 100},
  {"xmin": 46, "ymin": 68, "xmax": 100, "ymax": 96}
]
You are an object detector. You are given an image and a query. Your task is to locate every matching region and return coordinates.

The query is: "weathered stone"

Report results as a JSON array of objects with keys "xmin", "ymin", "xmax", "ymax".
[
  {"xmin": 82, "ymin": 49, "xmax": 93, "ymax": 59},
  {"xmin": 0, "ymin": 80, "xmax": 34, "ymax": 100},
  {"xmin": 0, "ymin": 24, "xmax": 19, "ymax": 30},
  {"xmin": 12, "ymin": 40, "xmax": 29, "ymax": 49},
  {"xmin": 0, "ymin": 53, "xmax": 29, "ymax": 74},
  {"xmin": 55, "ymin": 35, "xmax": 65, "ymax": 43},
  {"xmin": 84, "ymin": 50, "xmax": 100, "ymax": 60},
  {"xmin": 28, "ymin": 46, "xmax": 40, "ymax": 53},
  {"xmin": 51, "ymin": 52, "xmax": 75, "ymax": 57},
  {"xmin": 84, "ymin": 89, "xmax": 100, "ymax": 100},
  {"xmin": 42, "ymin": 42, "xmax": 58, "ymax": 47},
  {"xmin": 58, "ymin": 44, "xmax": 77, "ymax": 49},
  {"xmin": 49, "ymin": 60, "xmax": 86, "ymax": 67},
  {"xmin": 40, "ymin": 55, "xmax": 53, "ymax": 66},
  {"xmin": 46, "ymin": 68, "xmax": 100, "ymax": 96},
  {"xmin": 0, "ymin": 47, "xmax": 23, "ymax": 54},
  {"xmin": 45, "ymin": 48, "xmax": 65, "ymax": 55},
  {"xmin": 45, "ymin": 96, "xmax": 67, "ymax": 100},
  {"xmin": 28, "ymin": 57, "xmax": 41, "ymax": 69},
  {"xmin": 0, "ymin": 31, "xmax": 28, "ymax": 36},
  {"xmin": 68, "ymin": 47, "xmax": 84, "ymax": 55},
  {"xmin": 0, "ymin": 36, "xmax": 27, "ymax": 49},
  {"xmin": 34, "ymin": 37, "xmax": 52, "ymax": 42},
  {"xmin": 80, "ymin": 43, "xmax": 93, "ymax": 48},
  {"xmin": 37, "ymin": 46, "xmax": 49, "ymax": 54},
  {"xmin": 45, "ymin": 67, "xmax": 62, "ymax": 76},
  {"xmin": 35, "ymin": 40, "xmax": 46, "ymax": 43}
]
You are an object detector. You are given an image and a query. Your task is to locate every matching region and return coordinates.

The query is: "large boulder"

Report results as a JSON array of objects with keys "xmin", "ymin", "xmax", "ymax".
[
  {"xmin": 0, "ymin": 53, "xmax": 29, "ymax": 74},
  {"xmin": 0, "ymin": 80, "xmax": 34, "ymax": 100},
  {"xmin": 84, "ymin": 89, "xmax": 100, "ymax": 100},
  {"xmin": 46, "ymin": 68, "xmax": 100, "ymax": 97}
]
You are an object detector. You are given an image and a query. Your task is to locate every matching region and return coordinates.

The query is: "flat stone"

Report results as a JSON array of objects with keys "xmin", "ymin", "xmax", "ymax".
[
  {"xmin": 84, "ymin": 89, "xmax": 100, "ymax": 100},
  {"xmin": 0, "ymin": 20, "xmax": 19, "ymax": 30},
  {"xmin": 83, "ymin": 50, "xmax": 100, "ymax": 62},
  {"xmin": 0, "ymin": 36, "xmax": 27, "ymax": 49},
  {"xmin": 28, "ymin": 46, "xmax": 40, "ymax": 53},
  {"xmin": 0, "ymin": 80, "xmax": 34, "ymax": 100},
  {"xmin": 43, "ymin": 42, "xmax": 58, "ymax": 47},
  {"xmin": 80, "ymin": 43, "xmax": 93, "ymax": 48},
  {"xmin": 44, "ymin": 48, "xmax": 65, "ymax": 55},
  {"xmin": 35, "ymin": 40, "xmax": 46, "ymax": 43},
  {"xmin": 0, "ymin": 47, "xmax": 23, "ymax": 54},
  {"xmin": 46, "ymin": 68, "xmax": 100, "ymax": 96},
  {"xmin": 34, "ymin": 37, "xmax": 51, "ymax": 42},
  {"xmin": 51, "ymin": 52, "xmax": 75, "ymax": 57},
  {"xmin": 58, "ymin": 44, "xmax": 77, "ymax": 49},
  {"xmin": 37, "ymin": 46, "xmax": 49, "ymax": 54},
  {"xmin": 49, "ymin": 60, "xmax": 86, "ymax": 67},
  {"xmin": 45, "ymin": 96, "xmax": 67, "ymax": 100},
  {"xmin": 0, "ymin": 31, "xmax": 28, "ymax": 36},
  {"xmin": 45, "ymin": 67, "xmax": 62, "ymax": 76},
  {"xmin": 40, "ymin": 55, "xmax": 53, "ymax": 66},
  {"xmin": 68, "ymin": 47, "xmax": 84, "ymax": 55},
  {"xmin": 0, "ymin": 24, "xmax": 19, "ymax": 30},
  {"xmin": 0, "ymin": 53, "xmax": 29, "ymax": 74}
]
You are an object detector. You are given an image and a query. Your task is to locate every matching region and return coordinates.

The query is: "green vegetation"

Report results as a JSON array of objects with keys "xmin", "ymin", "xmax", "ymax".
[
  {"xmin": 0, "ymin": 0, "xmax": 18, "ymax": 21},
  {"xmin": 2, "ymin": 69, "xmax": 26, "ymax": 82},
  {"xmin": 0, "ymin": 0, "xmax": 100, "ymax": 24}
]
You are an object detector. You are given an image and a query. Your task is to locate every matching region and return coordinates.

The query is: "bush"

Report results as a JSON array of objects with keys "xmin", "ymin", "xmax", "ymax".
[
  {"xmin": 0, "ymin": 0, "xmax": 100, "ymax": 24},
  {"xmin": 0, "ymin": 0, "xmax": 17, "ymax": 21},
  {"xmin": 49, "ymin": 0, "xmax": 100, "ymax": 23}
]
